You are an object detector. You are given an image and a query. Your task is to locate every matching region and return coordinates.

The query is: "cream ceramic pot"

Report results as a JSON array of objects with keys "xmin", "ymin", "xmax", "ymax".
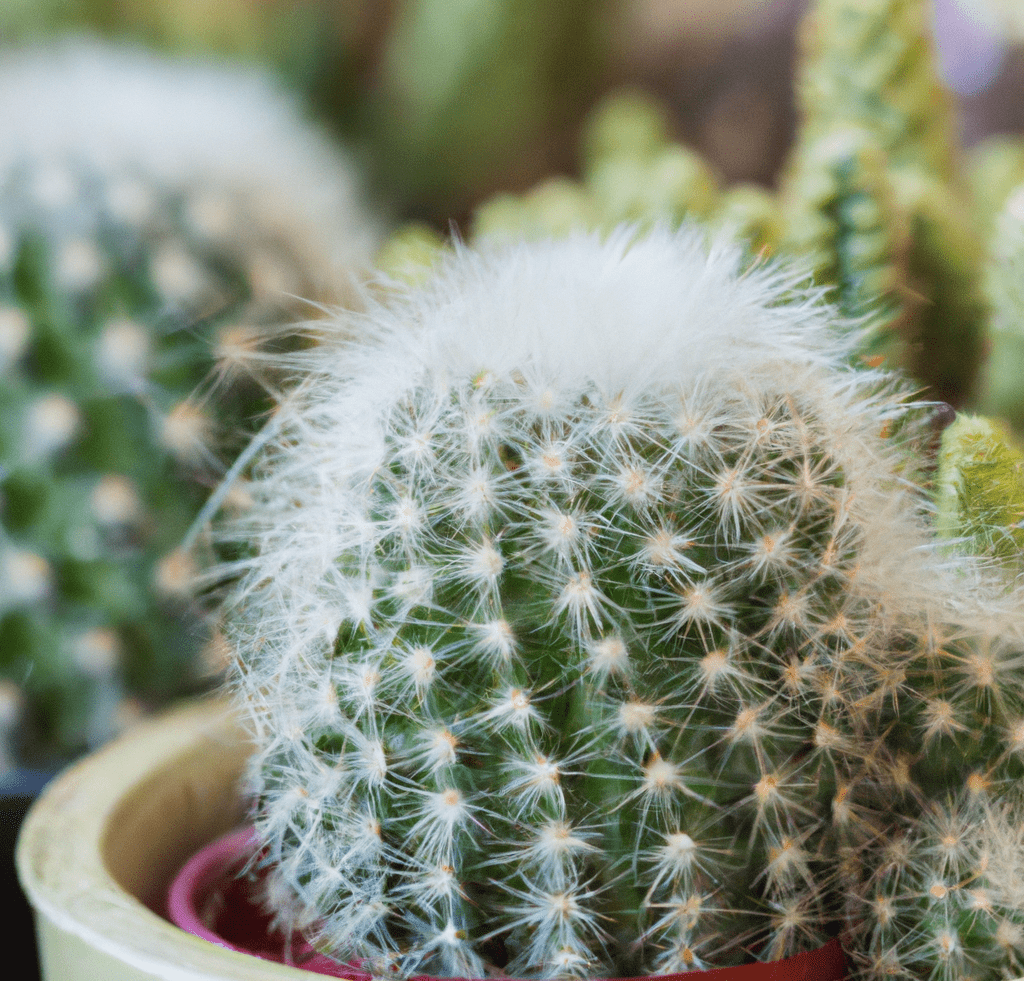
[{"xmin": 16, "ymin": 698, "xmax": 326, "ymax": 981}]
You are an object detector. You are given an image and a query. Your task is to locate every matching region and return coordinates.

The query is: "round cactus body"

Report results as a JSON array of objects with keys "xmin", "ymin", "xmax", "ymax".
[
  {"xmin": 0, "ymin": 40, "xmax": 379, "ymax": 769},
  {"xmin": 221, "ymin": 228, "xmax": 1018, "ymax": 979}
]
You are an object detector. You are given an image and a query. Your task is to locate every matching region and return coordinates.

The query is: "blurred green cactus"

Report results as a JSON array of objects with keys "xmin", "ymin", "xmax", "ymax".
[
  {"xmin": 0, "ymin": 41, "xmax": 378, "ymax": 769},
  {"xmin": 978, "ymin": 187, "xmax": 1024, "ymax": 432},
  {"xmin": 782, "ymin": 0, "xmax": 986, "ymax": 405},
  {"xmin": 577, "ymin": 87, "xmax": 673, "ymax": 173},
  {"xmin": 781, "ymin": 126, "xmax": 911, "ymax": 365},
  {"xmin": 0, "ymin": 157, "xmax": 281, "ymax": 763},
  {"xmin": 587, "ymin": 144, "xmax": 720, "ymax": 231},
  {"xmin": 373, "ymin": 222, "xmax": 446, "ymax": 287},
  {"xmin": 891, "ymin": 167, "xmax": 988, "ymax": 404},
  {"xmin": 712, "ymin": 183, "xmax": 782, "ymax": 254},
  {"xmin": 467, "ymin": 89, "xmax": 766, "ymax": 251},
  {"xmin": 794, "ymin": 0, "xmax": 958, "ymax": 178},
  {"xmin": 472, "ymin": 178, "xmax": 598, "ymax": 245},
  {"xmin": 967, "ymin": 136, "xmax": 1024, "ymax": 240}
]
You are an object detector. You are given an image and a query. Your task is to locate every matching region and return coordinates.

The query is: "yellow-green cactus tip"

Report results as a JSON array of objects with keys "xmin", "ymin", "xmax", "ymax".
[
  {"xmin": 472, "ymin": 177, "xmax": 595, "ymax": 243},
  {"xmin": 714, "ymin": 184, "xmax": 781, "ymax": 253},
  {"xmin": 580, "ymin": 87, "xmax": 673, "ymax": 174},
  {"xmin": 937, "ymin": 413, "xmax": 1024, "ymax": 565},
  {"xmin": 588, "ymin": 144, "xmax": 719, "ymax": 230},
  {"xmin": 375, "ymin": 223, "xmax": 446, "ymax": 286}
]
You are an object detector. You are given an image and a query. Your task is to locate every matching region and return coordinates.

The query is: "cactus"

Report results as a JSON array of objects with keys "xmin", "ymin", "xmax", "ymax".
[
  {"xmin": 461, "ymin": 0, "xmax": 989, "ymax": 406},
  {"xmin": 0, "ymin": 40, "xmax": 379, "ymax": 769},
  {"xmin": 793, "ymin": 0, "xmax": 958, "ymax": 179},
  {"xmin": 469, "ymin": 88, "xmax": 769, "ymax": 255},
  {"xmin": 827, "ymin": 409, "xmax": 1024, "ymax": 979},
  {"xmin": 978, "ymin": 187, "xmax": 1024, "ymax": 433},
  {"xmin": 220, "ymin": 228, "xmax": 1024, "ymax": 979},
  {"xmin": 712, "ymin": 184, "xmax": 781, "ymax": 256},
  {"xmin": 935, "ymin": 413, "xmax": 1024, "ymax": 569},
  {"xmin": 840, "ymin": 569, "xmax": 1024, "ymax": 981},
  {"xmin": 845, "ymin": 790, "xmax": 1024, "ymax": 981},
  {"xmin": 373, "ymin": 224, "xmax": 447, "ymax": 288},
  {"xmin": 586, "ymin": 144, "xmax": 720, "ymax": 233},
  {"xmin": 783, "ymin": 0, "xmax": 987, "ymax": 406},
  {"xmin": 473, "ymin": 178, "xmax": 599, "ymax": 245},
  {"xmin": 781, "ymin": 126, "xmax": 911, "ymax": 365},
  {"xmin": 967, "ymin": 136, "xmax": 1024, "ymax": 241},
  {"xmin": 578, "ymin": 88, "xmax": 674, "ymax": 173}
]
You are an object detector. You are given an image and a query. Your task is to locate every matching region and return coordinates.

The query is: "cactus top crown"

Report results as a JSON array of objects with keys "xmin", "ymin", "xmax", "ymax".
[{"xmin": 224, "ymin": 228, "xmax": 1000, "ymax": 979}]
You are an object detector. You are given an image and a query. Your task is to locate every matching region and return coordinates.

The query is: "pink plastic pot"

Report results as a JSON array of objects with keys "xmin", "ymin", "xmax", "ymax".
[
  {"xmin": 167, "ymin": 826, "xmax": 356, "ymax": 977},
  {"xmin": 168, "ymin": 828, "xmax": 849, "ymax": 981}
]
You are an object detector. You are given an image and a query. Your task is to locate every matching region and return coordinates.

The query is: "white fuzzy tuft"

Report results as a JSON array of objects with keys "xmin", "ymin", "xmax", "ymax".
[{"xmin": 343, "ymin": 228, "xmax": 849, "ymax": 407}]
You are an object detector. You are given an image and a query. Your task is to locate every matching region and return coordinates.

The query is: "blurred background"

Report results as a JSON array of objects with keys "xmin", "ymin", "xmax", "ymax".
[{"xmin": 4, "ymin": 0, "xmax": 1023, "ymax": 227}]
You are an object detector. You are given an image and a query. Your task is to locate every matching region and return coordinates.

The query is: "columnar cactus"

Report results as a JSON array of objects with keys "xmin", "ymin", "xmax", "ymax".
[
  {"xmin": 0, "ymin": 40, "xmax": 378, "ymax": 768},
  {"xmin": 781, "ymin": 126, "xmax": 911, "ymax": 361},
  {"xmin": 793, "ymin": 0, "xmax": 958, "ymax": 180},
  {"xmin": 222, "ymin": 228, "xmax": 1023, "ymax": 979},
  {"xmin": 783, "ymin": 0, "xmax": 987, "ymax": 406}
]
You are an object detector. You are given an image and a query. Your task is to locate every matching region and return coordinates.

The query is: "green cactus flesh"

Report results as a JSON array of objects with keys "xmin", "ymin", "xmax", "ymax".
[
  {"xmin": 0, "ymin": 159, "xmax": 311, "ymax": 766},
  {"xmin": 979, "ymin": 189, "xmax": 1024, "ymax": 433},
  {"xmin": 579, "ymin": 88, "xmax": 674, "ymax": 175},
  {"xmin": 845, "ymin": 790, "xmax": 1024, "ymax": 981},
  {"xmin": 246, "ymin": 376, "xmax": 875, "ymax": 975},
  {"xmin": 713, "ymin": 185, "xmax": 781, "ymax": 256},
  {"xmin": 781, "ymin": 126, "xmax": 910, "ymax": 364}
]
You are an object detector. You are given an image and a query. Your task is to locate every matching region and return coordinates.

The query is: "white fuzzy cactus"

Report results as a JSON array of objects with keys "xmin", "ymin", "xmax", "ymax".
[{"xmin": 221, "ymin": 228, "xmax": 1024, "ymax": 978}]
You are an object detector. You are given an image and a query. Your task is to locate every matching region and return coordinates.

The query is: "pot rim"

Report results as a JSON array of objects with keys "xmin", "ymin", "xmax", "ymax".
[{"xmin": 15, "ymin": 697, "xmax": 329, "ymax": 980}]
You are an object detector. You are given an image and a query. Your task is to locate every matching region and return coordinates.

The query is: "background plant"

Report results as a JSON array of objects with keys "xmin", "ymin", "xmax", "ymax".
[{"xmin": 0, "ymin": 39, "xmax": 379, "ymax": 770}]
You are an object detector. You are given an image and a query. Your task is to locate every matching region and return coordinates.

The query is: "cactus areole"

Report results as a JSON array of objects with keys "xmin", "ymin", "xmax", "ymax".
[{"xmin": 223, "ymin": 228, "xmax": 945, "ymax": 978}]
